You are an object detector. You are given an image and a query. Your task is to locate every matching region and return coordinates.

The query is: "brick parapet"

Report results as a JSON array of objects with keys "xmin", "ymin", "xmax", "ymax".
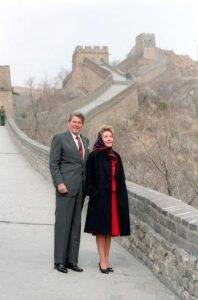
[
  {"xmin": 74, "ymin": 45, "xmax": 108, "ymax": 54},
  {"xmin": 118, "ymin": 181, "xmax": 198, "ymax": 300},
  {"xmin": 6, "ymin": 115, "xmax": 51, "ymax": 182},
  {"xmin": 138, "ymin": 49, "xmax": 167, "ymax": 81},
  {"xmin": 82, "ymin": 58, "xmax": 110, "ymax": 79},
  {"xmin": 81, "ymin": 81, "xmax": 136, "ymax": 121},
  {"xmin": 72, "ymin": 45, "xmax": 109, "ymax": 69},
  {"xmin": 81, "ymin": 74, "xmax": 113, "ymax": 106}
]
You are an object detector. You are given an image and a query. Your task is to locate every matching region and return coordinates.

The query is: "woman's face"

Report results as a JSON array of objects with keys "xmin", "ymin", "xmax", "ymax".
[{"xmin": 102, "ymin": 130, "xmax": 114, "ymax": 147}]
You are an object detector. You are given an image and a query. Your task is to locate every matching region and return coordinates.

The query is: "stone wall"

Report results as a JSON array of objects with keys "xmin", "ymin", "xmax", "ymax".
[
  {"xmin": 83, "ymin": 83, "xmax": 138, "ymax": 145},
  {"xmin": 117, "ymin": 33, "xmax": 156, "ymax": 70},
  {"xmin": 82, "ymin": 73, "xmax": 113, "ymax": 106},
  {"xmin": 0, "ymin": 66, "xmax": 13, "ymax": 114},
  {"xmin": 0, "ymin": 66, "xmax": 12, "ymax": 91},
  {"xmin": 137, "ymin": 50, "xmax": 167, "ymax": 81},
  {"xmin": 101, "ymin": 62, "xmax": 126, "ymax": 76},
  {"xmin": 83, "ymin": 58, "xmax": 110, "ymax": 79},
  {"xmin": 117, "ymin": 33, "xmax": 167, "ymax": 80},
  {"xmin": 143, "ymin": 47, "xmax": 158, "ymax": 60},
  {"xmin": 62, "ymin": 71, "xmax": 72, "ymax": 88},
  {"xmin": 63, "ymin": 46, "xmax": 109, "ymax": 93},
  {"xmin": 72, "ymin": 46, "xmax": 109, "ymax": 69},
  {"xmin": 6, "ymin": 115, "xmax": 51, "ymax": 182},
  {"xmin": 118, "ymin": 182, "xmax": 198, "ymax": 300},
  {"xmin": 63, "ymin": 58, "xmax": 110, "ymax": 94},
  {"xmin": 135, "ymin": 33, "xmax": 156, "ymax": 56},
  {"xmin": 0, "ymin": 91, "xmax": 13, "ymax": 115}
]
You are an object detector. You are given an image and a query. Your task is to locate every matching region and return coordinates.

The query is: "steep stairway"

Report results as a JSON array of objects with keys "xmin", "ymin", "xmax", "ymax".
[{"xmin": 80, "ymin": 63, "xmax": 133, "ymax": 116}]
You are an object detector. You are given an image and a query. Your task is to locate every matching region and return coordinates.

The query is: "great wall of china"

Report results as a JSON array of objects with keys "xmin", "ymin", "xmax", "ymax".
[{"xmin": 1, "ymin": 33, "xmax": 198, "ymax": 300}]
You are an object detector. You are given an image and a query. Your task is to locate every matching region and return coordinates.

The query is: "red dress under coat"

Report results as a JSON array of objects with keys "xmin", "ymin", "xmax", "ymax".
[{"xmin": 111, "ymin": 159, "xmax": 120, "ymax": 236}]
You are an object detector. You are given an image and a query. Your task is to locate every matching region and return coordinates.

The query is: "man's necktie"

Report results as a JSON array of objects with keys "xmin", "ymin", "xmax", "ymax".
[{"xmin": 76, "ymin": 135, "xmax": 83, "ymax": 160}]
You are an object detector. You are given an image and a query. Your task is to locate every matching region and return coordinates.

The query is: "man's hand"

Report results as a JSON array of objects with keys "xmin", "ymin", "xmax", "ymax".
[{"xmin": 57, "ymin": 183, "xmax": 68, "ymax": 194}]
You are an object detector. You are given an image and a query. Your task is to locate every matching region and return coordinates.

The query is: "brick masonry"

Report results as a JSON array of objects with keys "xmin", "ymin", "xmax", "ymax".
[
  {"xmin": 118, "ymin": 182, "xmax": 198, "ymax": 300},
  {"xmin": 0, "ymin": 66, "xmax": 13, "ymax": 114},
  {"xmin": 63, "ymin": 46, "xmax": 110, "ymax": 94},
  {"xmin": 0, "ymin": 91, "xmax": 13, "ymax": 115},
  {"xmin": 6, "ymin": 115, "xmax": 51, "ymax": 182},
  {"xmin": 0, "ymin": 66, "xmax": 12, "ymax": 91},
  {"xmin": 83, "ymin": 83, "xmax": 139, "ymax": 145}
]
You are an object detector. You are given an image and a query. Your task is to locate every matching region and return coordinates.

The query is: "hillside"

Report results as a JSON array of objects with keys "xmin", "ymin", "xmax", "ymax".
[{"xmin": 113, "ymin": 49, "xmax": 198, "ymax": 207}]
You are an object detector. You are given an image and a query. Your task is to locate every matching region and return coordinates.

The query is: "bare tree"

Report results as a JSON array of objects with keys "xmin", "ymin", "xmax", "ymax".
[
  {"xmin": 26, "ymin": 77, "xmax": 40, "ymax": 140},
  {"xmin": 54, "ymin": 68, "xmax": 70, "ymax": 89},
  {"xmin": 136, "ymin": 130, "xmax": 177, "ymax": 196}
]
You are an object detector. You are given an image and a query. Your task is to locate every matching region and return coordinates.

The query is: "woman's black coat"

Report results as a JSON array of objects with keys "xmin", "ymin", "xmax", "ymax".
[{"xmin": 84, "ymin": 150, "xmax": 131, "ymax": 236}]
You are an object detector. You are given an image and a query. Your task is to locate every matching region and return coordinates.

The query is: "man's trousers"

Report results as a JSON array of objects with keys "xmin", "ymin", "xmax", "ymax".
[{"xmin": 54, "ymin": 186, "xmax": 83, "ymax": 264}]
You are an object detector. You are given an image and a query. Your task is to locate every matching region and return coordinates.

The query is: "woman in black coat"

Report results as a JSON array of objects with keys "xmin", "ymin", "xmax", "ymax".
[{"xmin": 84, "ymin": 125, "xmax": 131, "ymax": 274}]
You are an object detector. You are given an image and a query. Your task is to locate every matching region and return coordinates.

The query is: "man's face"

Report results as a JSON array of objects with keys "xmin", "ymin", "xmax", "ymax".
[{"xmin": 68, "ymin": 116, "xmax": 83, "ymax": 135}]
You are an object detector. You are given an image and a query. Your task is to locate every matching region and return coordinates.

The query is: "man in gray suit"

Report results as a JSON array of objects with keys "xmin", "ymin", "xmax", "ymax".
[{"xmin": 49, "ymin": 112, "xmax": 89, "ymax": 273}]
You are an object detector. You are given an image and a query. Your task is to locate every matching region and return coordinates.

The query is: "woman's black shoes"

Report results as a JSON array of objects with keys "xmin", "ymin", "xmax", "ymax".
[
  {"xmin": 98, "ymin": 263, "xmax": 109, "ymax": 274},
  {"xmin": 107, "ymin": 266, "xmax": 114, "ymax": 272}
]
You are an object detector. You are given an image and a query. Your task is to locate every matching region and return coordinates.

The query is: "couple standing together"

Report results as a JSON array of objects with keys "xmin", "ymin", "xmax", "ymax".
[{"xmin": 49, "ymin": 112, "xmax": 130, "ymax": 274}]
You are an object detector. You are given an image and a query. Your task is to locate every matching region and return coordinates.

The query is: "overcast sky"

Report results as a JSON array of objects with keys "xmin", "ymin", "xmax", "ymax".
[{"xmin": 0, "ymin": 0, "xmax": 197, "ymax": 86}]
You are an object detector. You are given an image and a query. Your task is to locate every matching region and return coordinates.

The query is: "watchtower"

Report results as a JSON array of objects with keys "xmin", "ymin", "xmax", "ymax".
[
  {"xmin": 136, "ymin": 33, "xmax": 155, "ymax": 48},
  {"xmin": 0, "ymin": 66, "xmax": 13, "ymax": 114},
  {"xmin": 72, "ymin": 46, "xmax": 109, "ymax": 69},
  {"xmin": 135, "ymin": 33, "xmax": 156, "ymax": 56}
]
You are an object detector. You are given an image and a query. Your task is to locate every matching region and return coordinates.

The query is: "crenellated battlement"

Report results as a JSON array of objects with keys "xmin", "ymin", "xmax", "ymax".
[
  {"xmin": 72, "ymin": 45, "xmax": 109, "ymax": 69},
  {"xmin": 74, "ymin": 45, "xmax": 108, "ymax": 53}
]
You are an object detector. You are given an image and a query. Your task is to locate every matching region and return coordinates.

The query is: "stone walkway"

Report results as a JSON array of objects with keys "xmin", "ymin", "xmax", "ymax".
[
  {"xmin": 0, "ymin": 126, "xmax": 179, "ymax": 300},
  {"xmin": 80, "ymin": 64, "xmax": 131, "ymax": 116},
  {"xmin": 101, "ymin": 64, "xmax": 127, "ymax": 81}
]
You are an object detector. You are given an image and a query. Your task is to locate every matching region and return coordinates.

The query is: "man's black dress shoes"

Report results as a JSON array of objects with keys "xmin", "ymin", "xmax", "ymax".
[
  {"xmin": 54, "ymin": 263, "xmax": 68, "ymax": 273},
  {"xmin": 66, "ymin": 263, "xmax": 83, "ymax": 272}
]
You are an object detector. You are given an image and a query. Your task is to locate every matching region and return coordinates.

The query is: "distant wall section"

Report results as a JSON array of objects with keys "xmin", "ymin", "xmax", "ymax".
[
  {"xmin": 0, "ymin": 66, "xmax": 13, "ymax": 114},
  {"xmin": 63, "ymin": 46, "xmax": 110, "ymax": 94}
]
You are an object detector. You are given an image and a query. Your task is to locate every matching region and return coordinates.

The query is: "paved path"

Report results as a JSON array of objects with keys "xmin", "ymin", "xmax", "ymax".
[
  {"xmin": 101, "ymin": 64, "xmax": 126, "ymax": 81},
  {"xmin": 81, "ymin": 64, "xmax": 131, "ymax": 116},
  {"xmin": 0, "ymin": 126, "xmax": 179, "ymax": 300}
]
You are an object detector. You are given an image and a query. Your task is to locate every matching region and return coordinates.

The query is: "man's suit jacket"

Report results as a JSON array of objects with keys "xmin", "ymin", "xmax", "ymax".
[{"xmin": 49, "ymin": 130, "xmax": 89, "ymax": 197}]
